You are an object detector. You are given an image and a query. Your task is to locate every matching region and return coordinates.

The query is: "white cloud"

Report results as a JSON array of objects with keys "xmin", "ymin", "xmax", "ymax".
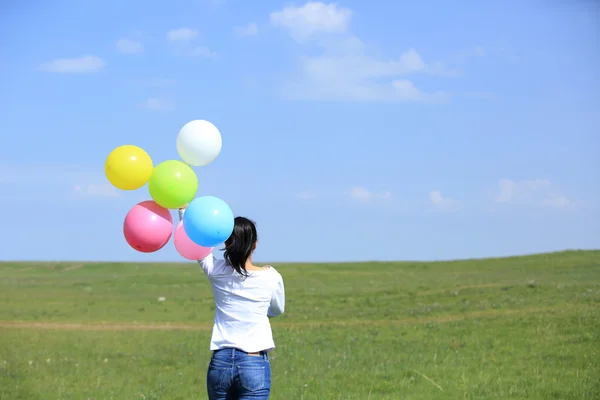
[
  {"xmin": 189, "ymin": 46, "xmax": 217, "ymax": 58},
  {"xmin": 73, "ymin": 183, "xmax": 119, "ymax": 198},
  {"xmin": 116, "ymin": 38, "xmax": 143, "ymax": 54},
  {"xmin": 281, "ymin": 45, "xmax": 450, "ymax": 102},
  {"xmin": 493, "ymin": 179, "xmax": 574, "ymax": 208},
  {"xmin": 39, "ymin": 55, "xmax": 105, "ymax": 74},
  {"xmin": 166, "ymin": 28, "xmax": 215, "ymax": 58},
  {"xmin": 392, "ymin": 80, "xmax": 448, "ymax": 102},
  {"xmin": 349, "ymin": 187, "xmax": 392, "ymax": 203},
  {"xmin": 429, "ymin": 190, "xmax": 457, "ymax": 210},
  {"xmin": 270, "ymin": 2, "xmax": 352, "ymax": 41},
  {"xmin": 270, "ymin": 3, "xmax": 454, "ymax": 102},
  {"xmin": 234, "ymin": 23, "xmax": 259, "ymax": 36},
  {"xmin": 167, "ymin": 28, "xmax": 198, "ymax": 42},
  {"xmin": 138, "ymin": 97, "xmax": 175, "ymax": 112}
]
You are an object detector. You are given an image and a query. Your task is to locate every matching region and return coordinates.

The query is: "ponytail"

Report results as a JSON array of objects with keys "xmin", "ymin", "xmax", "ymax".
[{"xmin": 224, "ymin": 216, "xmax": 258, "ymax": 276}]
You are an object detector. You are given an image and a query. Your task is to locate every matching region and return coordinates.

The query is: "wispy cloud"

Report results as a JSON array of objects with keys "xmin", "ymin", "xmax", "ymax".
[
  {"xmin": 270, "ymin": 2, "xmax": 352, "ymax": 41},
  {"xmin": 234, "ymin": 23, "xmax": 259, "ymax": 36},
  {"xmin": 116, "ymin": 38, "xmax": 143, "ymax": 54},
  {"xmin": 189, "ymin": 46, "xmax": 217, "ymax": 58},
  {"xmin": 0, "ymin": 163, "xmax": 120, "ymax": 201},
  {"xmin": 348, "ymin": 186, "xmax": 392, "ymax": 203},
  {"xmin": 39, "ymin": 55, "xmax": 105, "ymax": 74},
  {"xmin": 492, "ymin": 178, "xmax": 575, "ymax": 208},
  {"xmin": 269, "ymin": 2, "xmax": 455, "ymax": 102},
  {"xmin": 166, "ymin": 28, "xmax": 216, "ymax": 58},
  {"xmin": 138, "ymin": 97, "xmax": 175, "ymax": 112},
  {"xmin": 429, "ymin": 190, "xmax": 458, "ymax": 211},
  {"xmin": 167, "ymin": 28, "xmax": 198, "ymax": 42},
  {"xmin": 73, "ymin": 183, "xmax": 119, "ymax": 198}
]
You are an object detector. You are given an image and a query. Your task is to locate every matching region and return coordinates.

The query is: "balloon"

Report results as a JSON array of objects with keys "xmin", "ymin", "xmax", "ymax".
[
  {"xmin": 105, "ymin": 145, "xmax": 153, "ymax": 190},
  {"xmin": 176, "ymin": 120, "xmax": 222, "ymax": 167},
  {"xmin": 123, "ymin": 200, "xmax": 173, "ymax": 253},
  {"xmin": 183, "ymin": 196, "xmax": 234, "ymax": 247},
  {"xmin": 148, "ymin": 160, "xmax": 198, "ymax": 209},
  {"xmin": 174, "ymin": 221, "xmax": 213, "ymax": 260}
]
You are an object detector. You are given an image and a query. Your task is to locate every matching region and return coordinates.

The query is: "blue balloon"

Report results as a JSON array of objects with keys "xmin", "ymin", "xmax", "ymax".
[{"xmin": 183, "ymin": 196, "xmax": 235, "ymax": 247}]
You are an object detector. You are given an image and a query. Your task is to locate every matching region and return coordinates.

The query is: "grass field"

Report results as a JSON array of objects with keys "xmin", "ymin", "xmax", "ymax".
[{"xmin": 0, "ymin": 250, "xmax": 599, "ymax": 399}]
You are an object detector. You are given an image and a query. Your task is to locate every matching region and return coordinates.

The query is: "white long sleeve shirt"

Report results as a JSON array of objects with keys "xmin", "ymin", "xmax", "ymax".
[{"xmin": 178, "ymin": 209, "xmax": 285, "ymax": 352}]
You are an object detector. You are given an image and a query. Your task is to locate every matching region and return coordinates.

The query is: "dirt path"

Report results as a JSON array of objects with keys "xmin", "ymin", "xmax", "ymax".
[
  {"xmin": 0, "ymin": 305, "xmax": 593, "ymax": 332},
  {"xmin": 62, "ymin": 264, "xmax": 85, "ymax": 272}
]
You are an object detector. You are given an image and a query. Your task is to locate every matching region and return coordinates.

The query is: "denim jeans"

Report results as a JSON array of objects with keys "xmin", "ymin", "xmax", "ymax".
[{"xmin": 207, "ymin": 348, "xmax": 271, "ymax": 400}]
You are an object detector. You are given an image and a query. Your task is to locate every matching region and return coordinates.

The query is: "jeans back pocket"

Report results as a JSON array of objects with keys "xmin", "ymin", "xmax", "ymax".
[
  {"xmin": 237, "ymin": 365, "xmax": 269, "ymax": 391},
  {"xmin": 207, "ymin": 367, "xmax": 229, "ymax": 390}
]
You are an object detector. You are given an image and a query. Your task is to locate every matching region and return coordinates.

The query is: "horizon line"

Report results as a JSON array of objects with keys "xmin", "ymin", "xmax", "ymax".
[{"xmin": 1, "ymin": 249, "xmax": 598, "ymax": 265}]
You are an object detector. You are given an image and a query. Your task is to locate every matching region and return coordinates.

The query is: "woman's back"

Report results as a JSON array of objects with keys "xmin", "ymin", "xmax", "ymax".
[{"xmin": 199, "ymin": 255, "xmax": 285, "ymax": 353}]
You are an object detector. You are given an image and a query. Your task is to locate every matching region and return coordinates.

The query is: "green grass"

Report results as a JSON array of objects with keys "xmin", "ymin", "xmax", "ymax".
[{"xmin": 0, "ymin": 250, "xmax": 599, "ymax": 399}]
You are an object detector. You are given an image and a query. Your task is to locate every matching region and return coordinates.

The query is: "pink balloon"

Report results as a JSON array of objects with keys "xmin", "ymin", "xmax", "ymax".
[
  {"xmin": 174, "ymin": 221, "xmax": 213, "ymax": 260},
  {"xmin": 123, "ymin": 200, "xmax": 173, "ymax": 253}
]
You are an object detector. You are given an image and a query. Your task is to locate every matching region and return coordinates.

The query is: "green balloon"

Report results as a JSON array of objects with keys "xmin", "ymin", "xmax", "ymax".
[{"xmin": 148, "ymin": 160, "xmax": 198, "ymax": 209}]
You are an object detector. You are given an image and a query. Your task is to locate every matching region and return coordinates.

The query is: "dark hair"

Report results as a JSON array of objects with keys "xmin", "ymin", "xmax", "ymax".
[{"xmin": 224, "ymin": 216, "xmax": 258, "ymax": 277}]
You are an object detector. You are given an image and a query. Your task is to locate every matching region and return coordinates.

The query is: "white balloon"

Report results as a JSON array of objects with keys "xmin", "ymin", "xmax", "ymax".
[{"xmin": 176, "ymin": 120, "xmax": 223, "ymax": 167}]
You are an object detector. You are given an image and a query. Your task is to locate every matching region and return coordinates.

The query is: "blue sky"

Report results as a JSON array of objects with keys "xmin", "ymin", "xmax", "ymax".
[{"xmin": 0, "ymin": 0, "xmax": 598, "ymax": 263}]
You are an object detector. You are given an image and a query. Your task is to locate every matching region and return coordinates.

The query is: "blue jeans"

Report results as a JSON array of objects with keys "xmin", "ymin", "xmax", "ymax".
[{"xmin": 207, "ymin": 348, "xmax": 271, "ymax": 400}]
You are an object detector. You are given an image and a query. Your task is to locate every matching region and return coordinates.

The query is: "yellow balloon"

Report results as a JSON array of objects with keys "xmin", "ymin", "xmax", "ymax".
[{"xmin": 105, "ymin": 145, "xmax": 153, "ymax": 190}]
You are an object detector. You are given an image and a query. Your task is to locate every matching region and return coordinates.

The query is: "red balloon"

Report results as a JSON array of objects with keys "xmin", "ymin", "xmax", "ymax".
[{"xmin": 123, "ymin": 200, "xmax": 173, "ymax": 253}]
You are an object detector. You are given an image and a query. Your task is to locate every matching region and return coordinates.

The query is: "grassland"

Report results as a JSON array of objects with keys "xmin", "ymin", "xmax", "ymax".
[{"xmin": 0, "ymin": 250, "xmax": 599, "ymax": 399}]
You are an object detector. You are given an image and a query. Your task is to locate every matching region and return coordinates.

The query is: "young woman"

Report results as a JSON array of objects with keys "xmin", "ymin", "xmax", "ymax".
[{"xmin": 178, "ymin": 207, "xmax": 285, "ymax": 400}]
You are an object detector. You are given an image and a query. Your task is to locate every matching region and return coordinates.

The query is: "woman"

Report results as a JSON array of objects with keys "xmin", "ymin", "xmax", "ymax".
[{"xmin": 178, "ymin": 206, "xmax": 285, "ymax": 400}]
